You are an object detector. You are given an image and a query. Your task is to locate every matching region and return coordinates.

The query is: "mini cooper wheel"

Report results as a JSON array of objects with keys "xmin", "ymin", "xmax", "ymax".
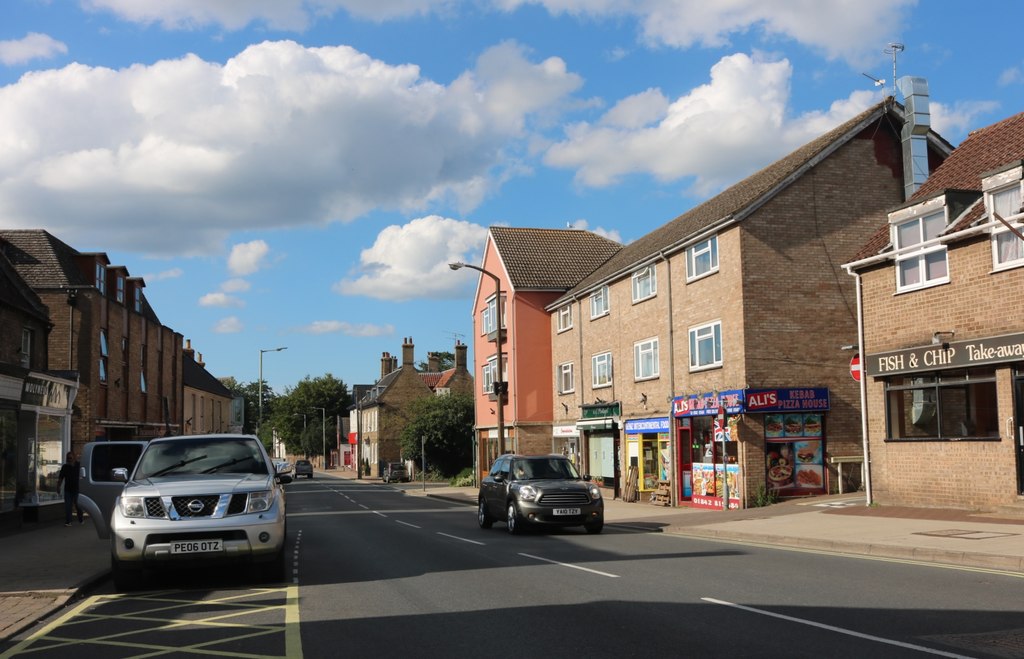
[
  {"xmin": 506, "ymin": 502, "xmax": 526, "ymax": 535},
  {"xmin": 478, "ymin": 499, "xmax": 494, "ymax": 529},
  {"xmin": 584, "ymin": 520, "xmax": 604, "ymax": 534}
]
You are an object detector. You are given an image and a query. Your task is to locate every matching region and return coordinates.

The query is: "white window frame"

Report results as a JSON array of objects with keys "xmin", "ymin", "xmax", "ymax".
[
  {"xmin": 689, "ymin": 321, "xmax": 722, "ymax": 371},
  {"xmin": 686, "ymin": 236, "xmax": 719, "ymax": 282},
  {"xmin": 590, "ymin": 286, "xmax": 610, "ymax": 319},
  {"xmin": 633, "ymin": 337, "xmax": 659, "ymax": 381},
  {"xmin": 558, "ymin": 362, "xmax": 575, "ymax": 394},
  {"xmin": 484, "ymin": 355, "xmax": 507, "ymax": 395},
  {"xmin": 893, "ymin": 209, "xmax": 948, "ymax": 292},
  {"xmin": 592, "ymin": 352, "xmax": 613, "ymax": 389},
  {"xmin": 989, "ymin": 182, "xmax": 1024, "ymax": 271},
  {"xmin": 557, "ymin": 304, "xmax": 573, "ymax": 332},
  {"xmin": 631, "ymin": 265, "xmax": 656, "ymax": 303},
  {"xmin": 482, "ymin": 294, "xmax": 507, "ymax": 335}
]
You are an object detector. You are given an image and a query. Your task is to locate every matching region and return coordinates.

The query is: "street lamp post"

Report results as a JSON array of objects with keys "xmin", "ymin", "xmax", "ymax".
[
  {"xmin": 257, "ymin": 347, "xmax": 287, "ymax": 438},
  {"xmin": 449, "ymin": 261, "xmax": 505, "ymax": 455},
  {"xmin": 312, "ymin": 407, "xmax": 327, "ymax": 470}
]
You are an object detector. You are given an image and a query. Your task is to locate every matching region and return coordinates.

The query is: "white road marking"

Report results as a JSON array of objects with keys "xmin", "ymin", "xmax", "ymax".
[
  {"xmin": 437, "ymin": 532, "xmax": 486, "ymax": 546},
  {"xmin": 372, "ymin": 510, "xmax": 386, "ymax": 517},
  {"xmin": 359, "ymin": 503, "xmax": 369, "ymax": 509},
  {"xmin": 519, "ymin": 553, "xmax": 620, "ymax": 578},
  {"xmin": 396, "ymin": 520, "xmax": 421, "ymax": 529},
  {"xmin": 701, "ymin": 598, "xmax": 974, "ymax": 658}
]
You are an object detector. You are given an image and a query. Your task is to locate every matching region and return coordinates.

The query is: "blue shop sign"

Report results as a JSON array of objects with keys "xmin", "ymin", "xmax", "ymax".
[
  {"xmin": 745, "ymin": 387, "xmax": 830, "ymax": 413},
  {"xmin": 624, "ymin": 417, "xmax": 670, "ymax": 433}
]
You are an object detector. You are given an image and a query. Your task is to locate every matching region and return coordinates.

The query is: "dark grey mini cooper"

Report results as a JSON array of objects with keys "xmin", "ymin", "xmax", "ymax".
[{"xmin": 478, "ymin": 454, "xmax": 603, "ymax": 534}]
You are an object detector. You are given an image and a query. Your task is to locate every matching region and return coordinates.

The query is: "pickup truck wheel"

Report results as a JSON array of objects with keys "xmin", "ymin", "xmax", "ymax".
[
  {"xmin": 477, "ymin": 499, "xmax": 494, "ymax": 529},
  {"xmin": 111, "ymin": 556, "xmax": 143, "ymax": 591}
]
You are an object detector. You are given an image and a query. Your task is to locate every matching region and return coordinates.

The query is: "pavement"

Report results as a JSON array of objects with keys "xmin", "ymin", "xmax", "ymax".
[{"xmin": 2, "ymin": 469, "xmax": 1023, "ymax": 645}]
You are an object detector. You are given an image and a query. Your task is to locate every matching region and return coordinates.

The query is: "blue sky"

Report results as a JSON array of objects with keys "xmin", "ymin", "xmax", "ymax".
[{"xmin": 2, "ymin": 0, "xmax": 1021, "ymax": 393}]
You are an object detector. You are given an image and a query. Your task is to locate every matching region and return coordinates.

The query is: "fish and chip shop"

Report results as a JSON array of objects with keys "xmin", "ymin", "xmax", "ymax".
[{"xmin": 673, "ymin": 387, "xmax": 831, "ymax": 509}]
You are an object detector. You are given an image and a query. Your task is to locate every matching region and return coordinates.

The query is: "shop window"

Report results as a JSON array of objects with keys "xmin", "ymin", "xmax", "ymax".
[
  {"xmin": 0, "ymin": 410, "xmax": 16, "ymax": 512},
  {"xmin": 590, "ymin": 286, "xmax": 609, "ymax": 319},
  {"xmin": 893, "ymin": 210, "xmax": 948, "ymax": 292},
  {"xmin": 633, "ymin": 337, "xmax": 659, "ymax": 380},
  {"xmin": 557, "ymin": 304, "xmax": 573, "ymax": 332},
  {"xmin": 990, "ymin": 183, "xmax": 1023, "ymax": 270},
  {"xmin": 884, "ymin": 369, "xmax": 999, "ymax": 441},
  {"xmin": 592, "ymin": 352, "xmax": 612, "ymax": 388},
  {"xmin": 558, "ymin": 362, "xmax": 575, "ymax": 394},
  {"xmin": 686, "ymin": 236, "xmax": 719, "ymax": 282},
  {"xmin": 689, "ymin": 321, "xmax": 722, "ymax": 371},
  {"xmin": 631, "ymin": 265, "xmax": 656, "ymax": 303}
]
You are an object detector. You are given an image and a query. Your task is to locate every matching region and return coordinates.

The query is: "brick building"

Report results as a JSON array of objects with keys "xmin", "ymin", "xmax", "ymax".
[
  {"xmin": 461, "ymin": 228, "xmax": 622, "ymax": 477},
  {"xmin": 182, "ymin": 340, "xmax": 234, "ymax": 435},
  {"xmin": 356, "ymin": 338, "xmax": 473, "ymax": 478},
  {"xmin": 0, "ymin": 230, "xmax": 184, "ymax": 456},
  {"xmin": 847, "ymin": 109, "xmax": 1024, "ymax": 511},
  {"xmin": 0, "ymin": 248, "xmax": 78, "ymax": 523},
  {"xmin": 542, "ymin": 96, "xmax": 951, "ymax": 507}
]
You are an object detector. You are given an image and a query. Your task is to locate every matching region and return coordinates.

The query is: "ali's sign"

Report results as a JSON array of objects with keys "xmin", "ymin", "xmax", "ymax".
[{"xmin": 866, "ymin": 332, "xmax": 1024, "ymax": 377}]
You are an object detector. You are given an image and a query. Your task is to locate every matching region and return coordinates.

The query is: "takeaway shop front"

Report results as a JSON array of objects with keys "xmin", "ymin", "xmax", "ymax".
[{"xmin": 674, "ymin": 387, "xmax": 830, "ymax": 509}]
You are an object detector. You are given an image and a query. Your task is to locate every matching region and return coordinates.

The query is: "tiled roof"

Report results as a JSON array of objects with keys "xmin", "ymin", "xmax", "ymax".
[
  {"xmin": 420, "ymin": 371, "xmax": 443, "ymax": 389},
  {"xmin": 182, "ymin": 356, "xmax": 233, "ymax": 397},
  {"xmin": 0, "ymin": 230, "xmax": 89, "ymax": 288},
  {"xmin": 490, "ymin": 227, "xmax": 622, "ymax": 290},
  {"xmin": 0, "ymin": 250, "xmax": 49, "ymax": 322},
  {"xmin": 558, "ymin": 100, "xmax": 922, "ymax": 301}
]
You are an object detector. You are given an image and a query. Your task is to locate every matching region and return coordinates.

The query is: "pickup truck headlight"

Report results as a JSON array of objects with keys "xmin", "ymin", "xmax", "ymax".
[
  {"xmin": 120, "ymin": 496, "xmax": 146, "ymax": 518},
  {"xmin": 247, "ymin": 490, "xmax": 274, "ymax": 513}
]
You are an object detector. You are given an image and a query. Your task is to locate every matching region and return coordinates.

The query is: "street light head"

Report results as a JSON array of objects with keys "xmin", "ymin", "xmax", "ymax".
[{"xmin": 448, "ymin": 262, "xmax": 465, "ymax": 271}]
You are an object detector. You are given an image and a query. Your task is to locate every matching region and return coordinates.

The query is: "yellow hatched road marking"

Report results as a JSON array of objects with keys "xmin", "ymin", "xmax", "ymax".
[{"xmin": 0, "ymin": 585, "xmax": 302, "ymax": 658}]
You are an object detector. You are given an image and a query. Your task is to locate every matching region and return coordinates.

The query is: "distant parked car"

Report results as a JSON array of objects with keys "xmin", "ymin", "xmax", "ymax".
[
  {"xmin": 478, "ymin": 454, "xmax": 603, "ymax": 534},
  {"xmin": 294, "ymin": 459, "xmax": 313, "ymax": 479},
  {"xmin": 382, "ymin": 462, "xmax": 408, "ymax": 483}
]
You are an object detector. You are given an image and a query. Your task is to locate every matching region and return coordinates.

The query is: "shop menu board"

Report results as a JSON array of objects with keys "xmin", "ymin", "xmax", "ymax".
[
  {"xmin": 765, "ymin": 412, "xmax": 825, "ymax": 494},
  {"xmin": 691, "ymin": 463, "xmax": 741, "ymax": 510}
]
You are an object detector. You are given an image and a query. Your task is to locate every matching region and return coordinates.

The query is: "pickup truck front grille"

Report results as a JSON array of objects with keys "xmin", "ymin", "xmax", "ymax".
[
  {"xmin": 145, "ymin": 497, "xmax": 166, "ymax": 517},
  {"xmin": 171, "ymin": 495, "xmax": 220, "ymax": 518}
]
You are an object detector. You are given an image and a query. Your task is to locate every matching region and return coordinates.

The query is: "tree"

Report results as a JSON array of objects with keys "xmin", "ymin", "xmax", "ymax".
[
  {"xmin": 220, "ymin": 376, "xmax": 277, "ymax": 442},
  {"xmin": 416, "ymin": 350, "xmax": 454, "ymax": 372},
  {"xmin": 264, "ymin": 374, "xmax": 352, "ymax": 458},
  {"xmin": 400, "ymin": 393, "xmax": 474, "ymax": 477}
]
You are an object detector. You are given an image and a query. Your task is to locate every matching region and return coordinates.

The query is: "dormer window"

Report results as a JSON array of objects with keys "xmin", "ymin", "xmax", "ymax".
[
  {"xmin": 989, "ymin": 182, "xmax": 1023, "ymax": 270},
  {"xmin": 116, "ymin": 275, "xmax": 125, "ymax": 303},
  {"xmin": 893, "ymin": 209, "xmax": 948, "ymax": 292},
  {"xmin": 95, "ymin": 263, "xmax": 106, "ymax": 296}
]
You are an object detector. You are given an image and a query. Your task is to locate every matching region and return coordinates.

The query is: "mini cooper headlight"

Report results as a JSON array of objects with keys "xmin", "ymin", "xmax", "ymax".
[
  {"xmin": 517, "ymin": 485, "xmax": 539, "ymax": 502},
  {"xmin": 247, "ymin": 490, "xmax": 274, "ymax": 513},
  {"xmin": 120, "ymin": 496, "xmax": 146, "ymax": 518},
  {"xmin": 588, "ymin": 485, "xmax": 602, "ymax": 499}
]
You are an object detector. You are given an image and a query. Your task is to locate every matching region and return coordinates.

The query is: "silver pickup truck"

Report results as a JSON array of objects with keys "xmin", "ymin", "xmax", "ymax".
[{"xmin": 78, "ymin": 440, "xmax": 149, "ymax": 540}]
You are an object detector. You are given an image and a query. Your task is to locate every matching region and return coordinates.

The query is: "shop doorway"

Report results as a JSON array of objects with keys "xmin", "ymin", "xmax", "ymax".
[
  {"xmin": 677, "ymin": 427, "xmax": 692, "ymax": 501},
  {"xmin": 1015, "ymin": 375, "xmax": 1024, "ymax": 495}
]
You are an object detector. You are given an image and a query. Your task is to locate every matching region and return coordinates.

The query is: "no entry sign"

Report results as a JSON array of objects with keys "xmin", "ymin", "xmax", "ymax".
[{"xmin": 850, "ymin": 353, "xmax": 861, "ymax": 382}]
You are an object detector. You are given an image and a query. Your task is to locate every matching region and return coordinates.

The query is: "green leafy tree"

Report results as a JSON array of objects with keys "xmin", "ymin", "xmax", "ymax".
[
  {"xmin": 400, "ymin": 393, "xmax": 474, "ymax": 477},
  {"xmin": 220, "ymin": 376, "xmax": 278, "ymax": 444},
  {"xmin": 265, "ymin": 374, "xmax": 351, "ymax": 458}
]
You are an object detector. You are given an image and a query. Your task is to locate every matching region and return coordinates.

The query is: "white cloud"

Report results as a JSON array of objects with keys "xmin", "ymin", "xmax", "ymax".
[
  {"xmin": 199, "ymin": 292, "xmax": 245, "ymax": 307},
  {"xmin": 0, "ymin": 33, "xmax": 67, "ymax": 66},
  {"xmin": 141, "ymin": 267, "xmax": 183, "ymax": 281},
  {"xmin": 334, "ymin": 215, "xmax": 489, "ymax": 301},
  {"xmin": 228, "ymin": 240, "xmax": 270, "ymax": 276},
  {"xmin": 544, "ymin": 52, "xmax": 877, "ymax": 195},
  {"xmin": 213, "ymin": 316, "xmax": 243, "ymax": 333},
  {"xmin": 221, "ymin": 278, "xmax": 251, "ymax": 293},
  {"xmin": 930, "ymin": 100, "xmax": 1001, "ymax": 140},
  {"xmin": 0, "ymin": 40, "xmax": 580, "ymax": 255},
  {"xmin": 567, "ymin": 219, "xmax": 622, "ymax": 244},
  {"xmin": 297, "ymin": 320, "xmax": 395, "ymax": 336}
]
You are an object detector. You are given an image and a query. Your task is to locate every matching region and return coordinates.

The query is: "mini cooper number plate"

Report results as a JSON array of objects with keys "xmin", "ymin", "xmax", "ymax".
[
  {"xmin": 170, "ymin": 539, "xmax": 223, "ymax": 554},
  {"xmin": 552, "ymin": 508, "xmax": 581, "ymax": 516}
]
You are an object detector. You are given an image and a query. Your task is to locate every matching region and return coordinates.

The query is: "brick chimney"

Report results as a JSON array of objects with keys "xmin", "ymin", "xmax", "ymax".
[
  {"xmin": 402, "ymin": 337, "xmax": 414, "ymax": 367},
  {"xmin": 197, "ymin": 352, "xmax": 205, "ymax": 368},
  {"xmin": 380, "ymin": 352, "xmax": 392, "ymax": 379},
  {"xmin": 183, "ymin": 338, "xmax": 195, "ymax": 361},
  {"xmin": 455, "ymin": 341, "xmax": 467, "ymax": 371},
  {"xmin": 428, "ymin": 352, "xmax": 440, "ymax": 373}
]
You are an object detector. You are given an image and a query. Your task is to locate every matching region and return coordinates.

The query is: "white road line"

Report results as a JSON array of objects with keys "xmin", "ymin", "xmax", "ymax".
[
  {"xmin": 359, "ymin": 503, "xmax": 369, "ymax": 509},
  {"xmin": 519, "ymin": 553, "xmax": 620, "ymax": 578},
  {"xmin": 372, "ymin": 510, "xmax": 387, "ymax": 517},
  {"xmin": 701, "ymin": 598, "xmax": 973, "ymax": 658},
  {"xmin": 396, "ymin": 520, "xmax": 421, "ymax": 529},
  {"xmin": 436, "ymin": 532, "xmax": 486, "ymax": 546}
]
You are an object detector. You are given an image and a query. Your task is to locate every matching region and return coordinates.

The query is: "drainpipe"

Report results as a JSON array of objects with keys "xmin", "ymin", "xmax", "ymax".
[{"xmin": 853, "ymin": 272, "xmax": 873, "ymax": 506}]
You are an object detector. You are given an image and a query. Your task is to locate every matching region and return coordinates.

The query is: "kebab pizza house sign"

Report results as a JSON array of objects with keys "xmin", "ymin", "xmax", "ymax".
[
  {"xmin": 867, "ymin": 332, "xmax": 1024, "ymax": 377},
  {"xmin": 745, "ymin": 388, "xmax": 830, "ymax": 413}
]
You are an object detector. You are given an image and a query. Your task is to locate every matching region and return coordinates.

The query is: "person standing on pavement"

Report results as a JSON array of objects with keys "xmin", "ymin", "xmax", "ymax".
[{"xmin": 58, "ymin": 450, "xmax": 83, "ymax": 526}]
